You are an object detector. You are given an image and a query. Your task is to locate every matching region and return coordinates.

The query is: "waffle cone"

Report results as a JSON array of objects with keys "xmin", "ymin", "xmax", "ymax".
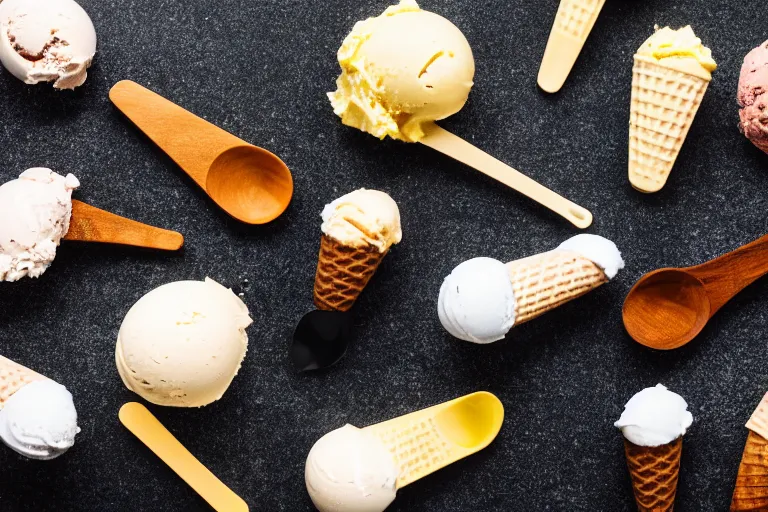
[
  {"xmin": 730, "ymin": 393, "xmax": 768, "ymax": 511},
  {"xmin": 629, "ymin": 55, "xmax": 711, "ymax": 193},
  {"xmin": 0, "ymin": 355, "xmax": 47, "ymax": 409},
  {"xmin": 538, "ymin": 0, "xmax": 606, "ymax": 92},
  {"xmin": 506, "ymin": 250, "xmax": 608, "ymax": 325},
  {"xmin": 624, "ymin": 437, "xmax": 682, "ymax": 512},
  {"xmin": 731, "ymin": 431, "xmax": 768, "ymax": 511},
  {"xmin": 313, "ymin": 234, "xmax": 387, "ymax": 312}
]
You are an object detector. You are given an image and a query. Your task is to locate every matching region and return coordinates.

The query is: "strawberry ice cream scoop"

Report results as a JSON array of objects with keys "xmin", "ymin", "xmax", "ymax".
[{"xmin": 738, "ymin": 40, "xmax": 768, "ymax": 154}]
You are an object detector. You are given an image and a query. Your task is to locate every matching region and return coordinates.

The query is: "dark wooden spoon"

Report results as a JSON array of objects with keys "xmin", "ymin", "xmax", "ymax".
[{"xmin": 623, "ymin": 234, "xmax": 768, "ymax": 350}]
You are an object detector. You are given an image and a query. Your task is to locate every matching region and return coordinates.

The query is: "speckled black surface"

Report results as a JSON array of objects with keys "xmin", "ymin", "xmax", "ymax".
[{"xmin": 0, "ymin": 0, "xmax": 767, "ymax": 510}]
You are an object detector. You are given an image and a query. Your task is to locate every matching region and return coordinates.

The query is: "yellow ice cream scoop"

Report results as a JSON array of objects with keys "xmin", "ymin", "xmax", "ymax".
[
  {"xmin": 327, "ymin": 0, "xmax": 594, "ymax": 229},
  {"xmin": 636, "ymin": 25, "xmax": 717, "ymax": 79},
  {"xmin": 305, "ymin": 392, "xmax": 504, "ymax": 512},
  {"xmin": 329, "ymin": 0, "xmax": 474, "ymax": 142}
]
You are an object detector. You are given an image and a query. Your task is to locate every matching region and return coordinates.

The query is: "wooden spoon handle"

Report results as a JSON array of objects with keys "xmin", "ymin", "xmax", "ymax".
[
  {"xmin": 419, "ymin": 123, "xmax": 593, "ymax": 229},
  {"xmin": 109, "ymin": 80, "xmax": 245, "ymax": 188},
  {"xmin": 688, "ymin": 233, "xmax": 768, "ymax": 314},
  {"xmin": 119, "ymin": 403, "xmax": 249, "ymax": 512},
  {"xmin": 64, "ymin": 200, "xmax": 183, "ymax": 251}
]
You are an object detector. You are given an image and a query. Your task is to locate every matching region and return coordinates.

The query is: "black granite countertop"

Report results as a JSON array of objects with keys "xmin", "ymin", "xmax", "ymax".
[{"xmin": 1, "ymin": 0, "xmax": 767, "ymax": 510}]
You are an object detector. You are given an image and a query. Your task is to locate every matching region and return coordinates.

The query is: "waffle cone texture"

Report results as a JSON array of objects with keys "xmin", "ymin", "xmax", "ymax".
[
  {"xmin": 731, "ymin": 394, "xmax": 768, "ymax": 511},
  {"xmin": 553, "ymin": 0, "xmax": 605, "ymax": 42},
  {"xmin": 0, "ymin": 356, "xmax": 46, "ymax": 408},
  {"xmin": 313, "ymin": 234, "xmax": 387, "ymax": 312},
  {"xmin": 506, "ymin": 250, "xmax": 608, "ymax": 325},
  {"xmin": 629, "ymin": 55, "xmax": 711, "ymax": 193},
  {"xmin": 624, "ymin": 437, "xmax": 682, "ymax": 512}
]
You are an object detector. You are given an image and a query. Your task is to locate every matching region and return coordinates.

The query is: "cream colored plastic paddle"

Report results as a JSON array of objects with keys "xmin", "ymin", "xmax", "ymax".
[
  {"xmin": 363, "ymin": 391, "xmax": 504, "ymax": 489},
  {"xmin": 64, "ymin": 200, "xmax": 183, "ymax": 251},
  {"xmin": 537, "ymin": 0, "xmax": 606, "ymax": 93},
  {"xmin": 420, "ymin": 123, "xmax": 592, "ymax": 229},
  {"xmin": 119, "ymin": 403, "xmax": 249, "ymax": 512}
]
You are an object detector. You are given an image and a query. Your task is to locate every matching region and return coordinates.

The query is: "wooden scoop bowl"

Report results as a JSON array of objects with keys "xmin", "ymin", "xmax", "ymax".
[
  {"xmin": 623, "ymin": 234, "xmax": 768, "ymax": 350},
  {"xmin": 64, "ymin": 200, "xmax": 183, "ymax": 251},
  {"xmin": 109, "ymin": 80, "xmax": 293, "ymax": 225}
]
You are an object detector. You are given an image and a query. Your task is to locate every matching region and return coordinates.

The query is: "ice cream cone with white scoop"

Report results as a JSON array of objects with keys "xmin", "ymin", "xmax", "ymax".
[
  {"xmin": 305, "ymin": 392, "xmax": 504, "ymax": 512},
  {"xmin": 328, "ymin": 0, "xmax": 592, "ymax": 228},
  {"xmin": 0, "ymin": 355, "xmax": 80, "ymax": 460},
  {"xmin": 438, "ymin": 234, "xmax": 624, "ymax": 344}
]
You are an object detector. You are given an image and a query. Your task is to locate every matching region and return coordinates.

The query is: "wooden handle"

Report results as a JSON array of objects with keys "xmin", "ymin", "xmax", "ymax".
[
  {"xmin": 64, "ymin": 200, "xmax": 183, "ymax": 251},
  {"xmin": 109, "ymin": 80, "xmax": 245, "ymax": 189},
  {"xmin": 688, "ymin": 234, "xmax": 768, "ymax": 315},
  {"xmin": 419, "ymin": 123, "xmax": 593, "ymax": 228},
  {"xmin": 119, "ymin": 403, "xmax": 249, "ymax": 512}
]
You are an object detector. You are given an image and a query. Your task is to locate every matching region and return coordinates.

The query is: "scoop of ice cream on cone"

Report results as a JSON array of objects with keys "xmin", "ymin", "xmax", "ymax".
[
  {"xmin": 0, "ymin": 355, "xmax": 80, "ymax": 460},
  {"xmin": 115, "ymin": 278, "xmax": 252, "ymax": 407},
  {"xmin": 731, "ymin": 393, "xmax": 768, "ymax": 511},
  {"xmin": 615, "ymin": 384, "xmax": 693, "ymax": 511},
  {"xmin": 0, "ymin": 0, "xmax": 97, "ymax": 89},
  {"xmin": 629, "ymin": 26, "xmax": 717, "ymax": 193},
  {"xmin": 438, "ymin": 234, "xmax": 624, "ymax": 343},
  {"xmin": 0, "ymin": 168, "xmax": 80, "ymax": 282},
  {"xmin": 314, "ymin": 189, "xmax": 402, "ymax": 312},
  {"xmin": 328, "ymin": 0, "xmax": 475, "ymax": 142},
  {"xmin": 738, "ymin": 41, "xmax": 768, "ymax": 155}
]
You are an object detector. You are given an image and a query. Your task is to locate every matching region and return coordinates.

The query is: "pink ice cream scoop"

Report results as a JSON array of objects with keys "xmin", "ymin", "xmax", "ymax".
[{"xmin": 738, "ymin": 41, "xmax": 768, "ymax": 154}]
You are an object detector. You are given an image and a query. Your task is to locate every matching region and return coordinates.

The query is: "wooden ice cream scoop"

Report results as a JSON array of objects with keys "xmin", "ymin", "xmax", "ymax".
[
  {"xmin": 64, "ymin": 200, "xmax": 183, "ymax": 251},
  {"xmin": 623, "ymin": 234, "xmax": 768, "ymax": 350},
  {"xmin": 109, "ymin": 80, "xmax": 293, "ymax": 225}
]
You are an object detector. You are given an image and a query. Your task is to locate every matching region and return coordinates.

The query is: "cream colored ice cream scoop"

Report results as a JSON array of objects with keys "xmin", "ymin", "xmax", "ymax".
[
  {"xmin": 0, "ymin": 0, "xmax": 96, "ymax": 89},
  {"xmin": 115, "ymin": 278, "xmax": 252, "ymax": 407},
  {"xmin": 329, "ymin": 0, "xmax": 592, "ymax": 228},
  {"xmin": 305, "ymin": 392, "xmax": 504, "ymax": 512}
]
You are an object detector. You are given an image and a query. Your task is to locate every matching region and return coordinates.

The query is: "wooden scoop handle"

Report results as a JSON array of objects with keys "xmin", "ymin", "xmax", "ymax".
[
  {"xmin": 688, "ymin": 233, "xmax": 768, "ymax": 315},
  {"xmin": 119, "ymin": 403, "xmax": 249, "ymax": 512},
  {"xmin": 419, "ymin": 123, "xmax": 593, "ymax": 229},
  {"xmin": 109, "ymin": 80, "xmax": 246, "ymax": 189},
  {"xmin": 64, "ymin": 200, "xmax": 183, "ymax": 251}
]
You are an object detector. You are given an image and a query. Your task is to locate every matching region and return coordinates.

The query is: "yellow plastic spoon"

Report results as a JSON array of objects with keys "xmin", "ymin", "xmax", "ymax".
[
  {"xmin": 364, "ymin": 391, "xmax": 504, "ymax": 489},
  {"xmin": 119, "ymin": 403, "xmax": 248, "ymax": 512}
]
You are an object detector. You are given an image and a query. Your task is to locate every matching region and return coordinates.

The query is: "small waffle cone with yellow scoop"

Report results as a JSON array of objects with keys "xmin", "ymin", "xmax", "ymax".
[{"xmin": 629, "ymin": 26, "xmax": 717, "ymax": 193}]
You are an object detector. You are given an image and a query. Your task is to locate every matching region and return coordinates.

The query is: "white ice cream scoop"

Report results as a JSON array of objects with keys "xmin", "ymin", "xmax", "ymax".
[
  {"xmin": 305, "ymin": 392, "xmax": 504, "ymax": 512},
  {"xmin": 615, "ymin": 384, "xmax": 693, "ymax": 447},
  {"xmin": 438, "ymin": 234, "xmax": 625, "ymax": 343},
  {"xmin": 0, "ymin": 0, "xmax": 97, "ymax": 89},
  {"xmin": 0, "ymin": 356, "xmax": 80, "ymax": 460}
]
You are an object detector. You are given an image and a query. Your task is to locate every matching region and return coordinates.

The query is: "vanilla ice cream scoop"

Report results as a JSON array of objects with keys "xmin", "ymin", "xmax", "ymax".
[
  {"xmin": 328, "ymin": 0, "xmax": 475, "ymax": 142},
  {"xmin": 321, "ymin": 188, "xmax": 402, "ymax": 252},
  {"xmin": 305, "ymin": 424, "xmax": 398, "ymax": 512},
  {"xmin": 0, "ymin": 380, "xmax": 80, "ymax": 460},
  {"xmin": 615, "ymin": 384, "xmax": 693, "ymax": 447},
  {"xmin": 115, "ymin": 278, "xmax": 252, "ymax": 407},
  {"xmin": 0, "ymin": 168, "xmax": 80, "ymax": 282},
  {"xmin": 439, "ymin": 234, "xmax": 624, "ymax": 343},
  {"xmin": 0, "ymin": 0, "xmax": 97, "ymax": 89}
]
